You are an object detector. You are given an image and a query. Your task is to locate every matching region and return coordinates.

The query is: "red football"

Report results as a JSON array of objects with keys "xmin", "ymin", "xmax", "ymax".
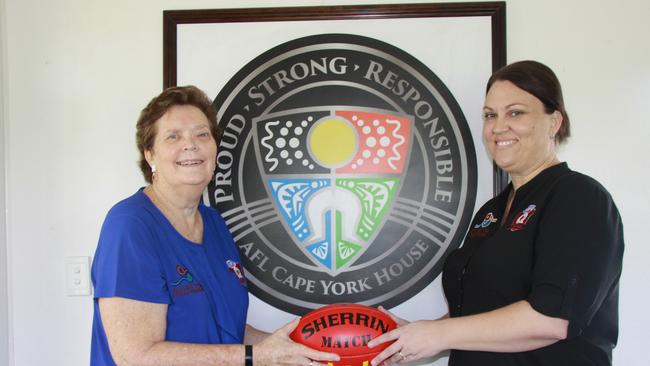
[{"xmin": 290, "ymin": 304, "xmax": 397, "ymax": 366}]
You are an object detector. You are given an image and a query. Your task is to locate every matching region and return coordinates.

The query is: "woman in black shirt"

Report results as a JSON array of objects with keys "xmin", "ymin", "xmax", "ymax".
[{"xmin": 369, "ymin": 60, "xmax": 624, "ymax": 366}]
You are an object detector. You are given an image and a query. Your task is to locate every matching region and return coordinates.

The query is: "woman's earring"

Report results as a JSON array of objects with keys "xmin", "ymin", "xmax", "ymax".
[{"xmin": 151, "ymin": 164, "xmax": 157, "ymax": 179}]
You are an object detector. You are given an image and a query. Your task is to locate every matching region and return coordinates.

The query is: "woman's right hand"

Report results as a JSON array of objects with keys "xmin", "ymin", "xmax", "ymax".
[{"xmin": 255, "ymin": 318, "xmax": 340, "ymax": 366}]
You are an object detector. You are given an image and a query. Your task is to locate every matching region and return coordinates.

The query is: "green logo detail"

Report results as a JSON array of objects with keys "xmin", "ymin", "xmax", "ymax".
[{"xmin": 334, "ymin": 178, "xmax": 399, "ymax": 269}]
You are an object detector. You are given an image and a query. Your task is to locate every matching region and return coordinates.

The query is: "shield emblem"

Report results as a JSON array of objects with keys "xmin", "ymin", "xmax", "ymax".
[{"xmin": 253, "ymin": 108, "xmax": 412, "ymax": 275}]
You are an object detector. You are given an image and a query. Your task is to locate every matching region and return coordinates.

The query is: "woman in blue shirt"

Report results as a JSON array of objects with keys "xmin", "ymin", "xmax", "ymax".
[{"xmin": 91, "ymin": 85, "xmax": 339, "ymax": 366}]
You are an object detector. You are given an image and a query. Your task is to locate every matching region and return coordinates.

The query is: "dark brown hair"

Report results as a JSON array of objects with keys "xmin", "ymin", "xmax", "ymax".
[
  {"xmin": 487, "ymin": 60, "xmax": 570, "ymax": 144},
  {"xmin": 135, "ymin": 85, "xmax": 221, "ymax": 183}
]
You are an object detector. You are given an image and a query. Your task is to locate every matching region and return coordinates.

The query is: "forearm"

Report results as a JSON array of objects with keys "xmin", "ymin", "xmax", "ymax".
[
  {"xmin": 112, "ymin": 342, "xmax": 244, "ymax": 366},
  {"xmin": 244, "ymin": 324, "xmax": 271, "ymax": 344},
  {"xmin": 438, "ymin": 300, "xmax": 568, "ymax": 352}
]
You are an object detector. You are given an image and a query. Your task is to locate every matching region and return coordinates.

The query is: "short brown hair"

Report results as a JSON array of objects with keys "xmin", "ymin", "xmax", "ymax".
[
  {"xmin": 487, "ymin": 60, "xmax": 571, "ymax": 144},
  {"xmin": 135, "ymin": 85, "xmax": 221, "ymax": 183}
]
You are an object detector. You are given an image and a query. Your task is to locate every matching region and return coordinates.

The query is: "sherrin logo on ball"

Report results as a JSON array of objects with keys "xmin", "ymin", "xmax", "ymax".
[{"xmin": 290, "ymin": 304, "xmax": 397, "ymax": 366}]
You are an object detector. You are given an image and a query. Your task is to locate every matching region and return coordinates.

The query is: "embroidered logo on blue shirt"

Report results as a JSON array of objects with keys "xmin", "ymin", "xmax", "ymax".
[
  {"xmin": 227, "ymin": 260, "xmax": 247, "ymax": 286},
  {"xmin": 172, "ymin": 264, "xmax": 193, "ymax": 286},
  {"xmin": 509, "ymin": 204, "xmax": 537, "ymax": 232},
  {"xmin": 171, "ymin": 264, "xmax": 204, "ymax": 298}
]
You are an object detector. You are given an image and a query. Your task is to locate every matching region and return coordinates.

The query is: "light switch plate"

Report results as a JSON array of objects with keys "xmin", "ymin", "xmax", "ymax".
[{"xmin": 65, "ymin": 256, "xmax": 91, "ymax": 296}]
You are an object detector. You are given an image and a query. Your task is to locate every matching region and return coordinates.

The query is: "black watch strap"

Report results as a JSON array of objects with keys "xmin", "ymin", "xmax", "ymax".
[{"xmin": 245, "ymin": 345, "xmax": 253, "ymax": 366}]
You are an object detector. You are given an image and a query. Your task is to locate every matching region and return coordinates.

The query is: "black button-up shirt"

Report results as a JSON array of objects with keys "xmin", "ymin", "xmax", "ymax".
[{"xmin": 442, "ymin": 163, "xmax": 624, "ymax": 366}]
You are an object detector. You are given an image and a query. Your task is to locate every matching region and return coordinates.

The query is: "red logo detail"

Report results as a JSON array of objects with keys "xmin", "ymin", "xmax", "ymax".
[
  {"xmin": 227, "ymin": 260, "xmax": 247, "ymax": 285},
  {"xmin": 334, "ymin": 110, "xmax": 411, "ymax": 174},
  {"xmin": 509, "ymin": 205, "xmax": 537, "ymax": 232},
  {"xmin": 176, "ymin": 264, "xmax": 189, "ymax": 276}
]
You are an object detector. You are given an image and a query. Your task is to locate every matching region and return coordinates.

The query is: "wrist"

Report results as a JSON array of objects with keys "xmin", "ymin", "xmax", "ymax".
[{"xmin": 434, "ymin": 318, "xmax": 454, "ymax": 350}]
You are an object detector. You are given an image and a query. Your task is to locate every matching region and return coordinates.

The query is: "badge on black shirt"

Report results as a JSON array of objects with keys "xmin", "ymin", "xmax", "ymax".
[
  {"xmin": 509, "ymin": 204, "xmax": 537, "ymax": 232},
  {"xmin": 469, "ymin": 212, "xmax": 498, "ymax": 238}
]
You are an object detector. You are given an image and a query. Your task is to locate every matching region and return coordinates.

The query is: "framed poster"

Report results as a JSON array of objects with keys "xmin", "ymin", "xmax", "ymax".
[{"xmin": 163, "ymin": 1, "xmax": 506, "ymax": 335}]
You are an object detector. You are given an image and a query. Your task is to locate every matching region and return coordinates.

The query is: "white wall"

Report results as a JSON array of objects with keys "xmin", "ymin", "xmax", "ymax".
[
  {"xmin": 1, "ymin": 0, "xmax": 648, "ymax": 365},
  {"xmin": 0, "ymin": 0, "xmax": 9, "ymax": 363}
]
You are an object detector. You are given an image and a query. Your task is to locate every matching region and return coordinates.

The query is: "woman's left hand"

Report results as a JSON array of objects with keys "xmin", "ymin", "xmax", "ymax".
[
  {"xmin": 377, "ymin": 306, "xmax": 409, "ymax": 327},
  {"xmin": 368, "ymin": 319, "xmax": 443, "ymax": 366},
  {"xmin": 255, "ymin": 318, "xmax": 340, "ymax": 366}
]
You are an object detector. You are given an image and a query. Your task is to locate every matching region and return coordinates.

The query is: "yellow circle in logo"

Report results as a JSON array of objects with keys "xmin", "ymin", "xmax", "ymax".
[{"xmin": 309, "ymin": 117, "xmax": 357, "ymax": 167}]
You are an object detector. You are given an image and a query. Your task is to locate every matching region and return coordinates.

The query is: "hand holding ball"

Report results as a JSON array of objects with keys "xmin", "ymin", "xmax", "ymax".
[{"xmin": 290, "ymin": 304, "xmax": 397, "ymax": 366}]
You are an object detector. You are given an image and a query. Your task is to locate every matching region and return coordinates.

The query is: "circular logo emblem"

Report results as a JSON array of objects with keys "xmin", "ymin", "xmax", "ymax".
[{"xmin": 207, "ymin": 34, "xmax": 477, "ymax": 314}]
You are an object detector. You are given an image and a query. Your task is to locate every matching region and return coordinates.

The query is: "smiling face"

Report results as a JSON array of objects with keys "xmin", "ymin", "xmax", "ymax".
[
  {"xmin": 145, "ymin": 105, "xmax": 217, "ymax": 189},
  {"xmin": 483, "ymin": 80, "xmax": 562, "ymax": 183}
]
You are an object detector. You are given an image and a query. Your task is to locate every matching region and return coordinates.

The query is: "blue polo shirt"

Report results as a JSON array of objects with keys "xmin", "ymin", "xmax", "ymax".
[{"xmin": 90, "ymin": 189, "xmax": 249, "ymax": 365}]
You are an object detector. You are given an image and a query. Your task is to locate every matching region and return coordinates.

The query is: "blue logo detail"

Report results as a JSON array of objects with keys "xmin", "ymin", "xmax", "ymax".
[
  {"xmin": 474, "ymin": 212, "xmax": 498, "ymax": 229},
  {"xmin": 270, "ymin": 178, "xmax": 330, "ymax": 241}
]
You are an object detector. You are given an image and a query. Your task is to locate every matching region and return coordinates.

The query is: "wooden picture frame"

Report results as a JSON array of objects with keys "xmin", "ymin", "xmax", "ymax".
[{"xmin": 162, "ymin": 2, "xmax": 508, "ymax": 321}]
